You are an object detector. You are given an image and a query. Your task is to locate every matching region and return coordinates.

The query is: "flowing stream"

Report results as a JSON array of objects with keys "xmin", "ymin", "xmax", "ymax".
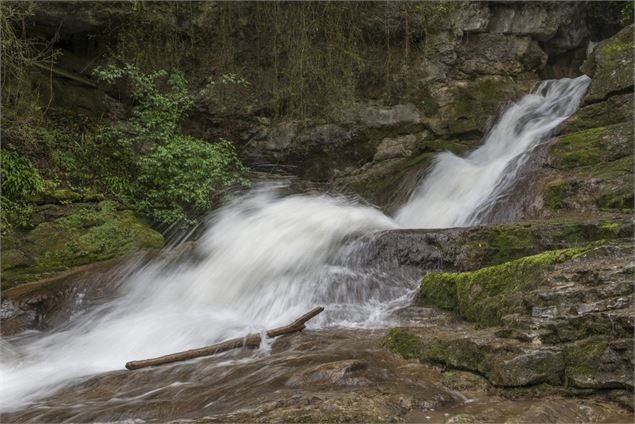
[{"xmin": 0, "ymin": 76, "xmax": 590, "ymax": 412}]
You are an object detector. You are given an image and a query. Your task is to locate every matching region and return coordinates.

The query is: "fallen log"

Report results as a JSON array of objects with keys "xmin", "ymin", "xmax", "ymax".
[{"xmin": 125, "ymin": 306, "xmax": 324, "ymax": 370}]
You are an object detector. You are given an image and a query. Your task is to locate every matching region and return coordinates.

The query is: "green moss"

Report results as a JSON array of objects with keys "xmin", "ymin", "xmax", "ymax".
[
  {"xmin": 418, "ymin": 271, "xmax": 459, "ymax": 310},
  {"xmin": 550, "ymin": 127, "xmax": 607, "ymax": 170},
  {"xmin": 601, "ymin": 30, "xmax": 631, "ymax": 58},
  {"xmin": 563, "ymin": 95, "xmax": 633, "ymax": 134},
  {"xmin": 419, "ymin": 247, "xmax": 590, "ymax": 326},
  {"xmin": 48, "ymin": 188, "xmax": 82, "ymax": 203},
  {"xmin": 1, "ymin": 201, "xmax": 163, "ymax": 289},
  {"xmin": 554, "ymin": 222, "xmax": 622, "ymax": 245},
  {"xmin": 564, "ymin": 336, "xmax": 609, "ymax": 385},
  {"xmin": 383, "ymin": 328, "xmax": 422, "ymax": 359},
  {"xmin": 462, "ymin": 220, "xmax": 631, "ymax": 269},
  {"xmin": 426, "ymin": 339, "xmax": 452, "ymax": 363},
  {"xmin": 600, "ymin": 221, "xmax": 620, "ymax": 234},
  {"xmin": 543, "ymin": 152, "xmax": 633, "ymax": 213},
  {"xmin": 484, "ymin": 226, "xmax": 536, "ymax": 265}
]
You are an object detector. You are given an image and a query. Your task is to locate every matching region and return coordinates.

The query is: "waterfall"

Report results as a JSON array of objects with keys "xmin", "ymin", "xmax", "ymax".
[
  {"xmin": 395, "ymin": 76, "xmax": 591, "ymax": 228},
  {"xmin": 0, "ymin": 76, "xmax": 590, "ymax": 410}
]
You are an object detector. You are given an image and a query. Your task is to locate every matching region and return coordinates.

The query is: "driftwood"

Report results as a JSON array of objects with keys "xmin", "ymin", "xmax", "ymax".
[{"xmin": 125, "ymin": 306, "xmax": 324, "ymax": 370}]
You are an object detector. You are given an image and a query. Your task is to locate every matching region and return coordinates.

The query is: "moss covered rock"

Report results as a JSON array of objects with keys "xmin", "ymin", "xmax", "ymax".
[
  {"xmin": 383, "ymin": 328, "xmax": 423, "ymax": 359},
  {"xmin": 422, "ymin": 75, "xmax": 535, "ymax": 136},
  {"xmin": 418, "ymin": 247, "xmax": 588, "ymax": 327},
  {"xmin": 581, "ymin": 25, "xmax": 634, "ymax": 103},
  {"xmin": 564, "ymin": 336, "xmax": 634, "ymax": 390},
  {"xmin": 387, "ymin": 241, "xmax": 632, "ymax": 395},
  {"xmin": 544, "ymin": 121, "xmax": 633, "ymax": 212},
  {"xmin": 562, "ymin": 93, "xmax": 633, "ymax": 134},
  {"xmin": 1, "ymin": 201, "xmax": 163, "ymax": 289},
  {"xmin": 385, "ymin": 328, "xmax": 565, "ymax": 387},
  {"xmin": 549, "ymin": 123, "xmax": 631, "ymax": 171}
]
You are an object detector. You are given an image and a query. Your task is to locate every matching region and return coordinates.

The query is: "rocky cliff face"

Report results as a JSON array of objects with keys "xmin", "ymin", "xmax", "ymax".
[
  {"xmin": 381, "ymin": 25, "xmax": 634, "ymax": 412},
  {"xmin": 13, "ymin": 1, "xmax": 629, "ymax": 211},
  {"xmin": 483, "ymin": 24, "xmax": 634, "ymax": 224}
]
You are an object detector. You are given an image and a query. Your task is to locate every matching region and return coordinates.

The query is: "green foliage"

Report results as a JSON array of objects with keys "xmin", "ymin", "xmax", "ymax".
[
  {"xmin": 620, "ymin": 2, "xmax": 634, "ymax": 24},
  {"xmin": 0, "ymin": 151, "xmax": 45, "ymax": 201},
  {"xmin": 0, "ymin": 151, "xmax": 45, "ymax": 232},
  {"xmin": 93, "ymin": 64, "xmax": 193, "ymax": 139},
  {"xmin": 138, "ymin": 136, "xmax": 246, "ymax": 225},
  {"xmin": 206, "ymin": 73, "xmax": 251, "ymax": 88},
  {"xmin": 93, "ymin": 64, "xmax": 247, "ymax": 225}
]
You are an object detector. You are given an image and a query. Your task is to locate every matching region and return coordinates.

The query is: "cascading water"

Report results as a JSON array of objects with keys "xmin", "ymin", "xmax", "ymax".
[
  {"xmin": 0, "ymin": 76, "xmax": 590, "ymax": 411},
  {"xmin": 395, "ymin": 76, "xmax": 591, "ymax": 228}
]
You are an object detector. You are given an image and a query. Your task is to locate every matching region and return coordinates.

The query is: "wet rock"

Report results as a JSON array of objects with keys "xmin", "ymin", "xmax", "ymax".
[
  {"xmin": 441, "ymin": 370, "xmax": 491, "ymax": 392},
  {"xmin": 448, "ymin": 2, "xmax": 491, "ymax": 33},
  {"xmin": 458, "ymin": 34, "xmax": 547, "ymax": 75},
  {"xmin": 564, "ymin": 336, "xmax": 634, "ymax": 390},
  {"xmin": 331, "ymin": 136, "xmax": 472, "ymax": 210},
  {"xmin": 582, "ymin": 25, "xmax": 634, "ymax": 103},
  {"xmin": 422, "ymin": 332, "xmax": 564, "ymax": 387},
  {"xmin": 0, "ymin": 254, "xmax": 149, "ymax": 336},
  {"xmin": 286, "ymin": 359, "xmax": 368, "ymax": 387},
  {"xmin": 343, "ymin": 103, "xmax": 421, "ymax": 130},
  {"xmin": 360, "ymin": 219, "xmax": 632, "ymax": 278},
  {"xmin": 387, "ymin": 240, "xmax": 634, "ymax": 396},
  {"xmin": 548, "ymin": 122, "xmax": 632, "ymax": 171},
  {"xmin": 422, "ymin": 76, "xmax": 536, "ymax": 136},
  {"xmin": 542, "ymin": 120, "xmax": 634, "ymax": 213},
  {"xmin": 487, "ymin": 2, "xmax": 580, "ymax": 41},
  {"xmin": 562, "ymin": 93, "xmax": 634, "ymax": 134},
  {"xmin": 374, "ymin": 134, "xmax": 418, "ymax": 161}
]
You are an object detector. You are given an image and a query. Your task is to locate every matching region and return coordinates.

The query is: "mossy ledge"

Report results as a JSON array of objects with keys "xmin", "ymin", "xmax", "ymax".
[
  {"xmin": 418, "ymin": 247, "xmax": 590, "ymax": 327},
  {"xmin": 1, "ymin": 201, "xmax": 164, "ymax": 289}
]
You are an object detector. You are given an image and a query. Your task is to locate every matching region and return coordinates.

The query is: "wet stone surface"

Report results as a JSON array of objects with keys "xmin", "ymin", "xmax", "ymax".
[{"xmin": 2, "ymin": 309, "xmax": 633, "ymax": 423}]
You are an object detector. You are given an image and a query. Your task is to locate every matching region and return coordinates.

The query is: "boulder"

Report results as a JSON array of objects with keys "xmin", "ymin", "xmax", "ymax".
[
  {"xmin": 386, "ymin": 241, "xmax": 633, "ymax": 393},
  {"xmin": 581, "ymin": 25, "xmax": 634, "ymax": 103}
]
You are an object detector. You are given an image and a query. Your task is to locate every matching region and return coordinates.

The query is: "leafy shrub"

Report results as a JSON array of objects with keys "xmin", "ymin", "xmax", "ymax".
[
  {"xmin": 0, "ymin": 151, "xmax": 45, "ymax": 232},
  {"xmin": 139, "ymin": 136, "xmax": 246, "ymax": 225},
  {"xmin": 1, "ymin": 151, "xmax": 44, "ymax": 201},
  {"xmin": 93, "ymin": 64, "xmax": 247, "ymax": 225}
]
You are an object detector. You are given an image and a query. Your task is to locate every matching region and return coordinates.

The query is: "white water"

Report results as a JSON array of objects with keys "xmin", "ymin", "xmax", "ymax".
[
  {"xmin": 0, "ymin": 76, "xmax": 589, "ymax": 411},
  {"xmin": 396, "ymin": 76, "xmax": 591, "ymax": 228}
]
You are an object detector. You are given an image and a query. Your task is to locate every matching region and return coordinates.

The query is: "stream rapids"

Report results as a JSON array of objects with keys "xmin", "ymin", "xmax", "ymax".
[{"xmin": 2, "ymin": 76, "xmax": 620, "ymax": 422}]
